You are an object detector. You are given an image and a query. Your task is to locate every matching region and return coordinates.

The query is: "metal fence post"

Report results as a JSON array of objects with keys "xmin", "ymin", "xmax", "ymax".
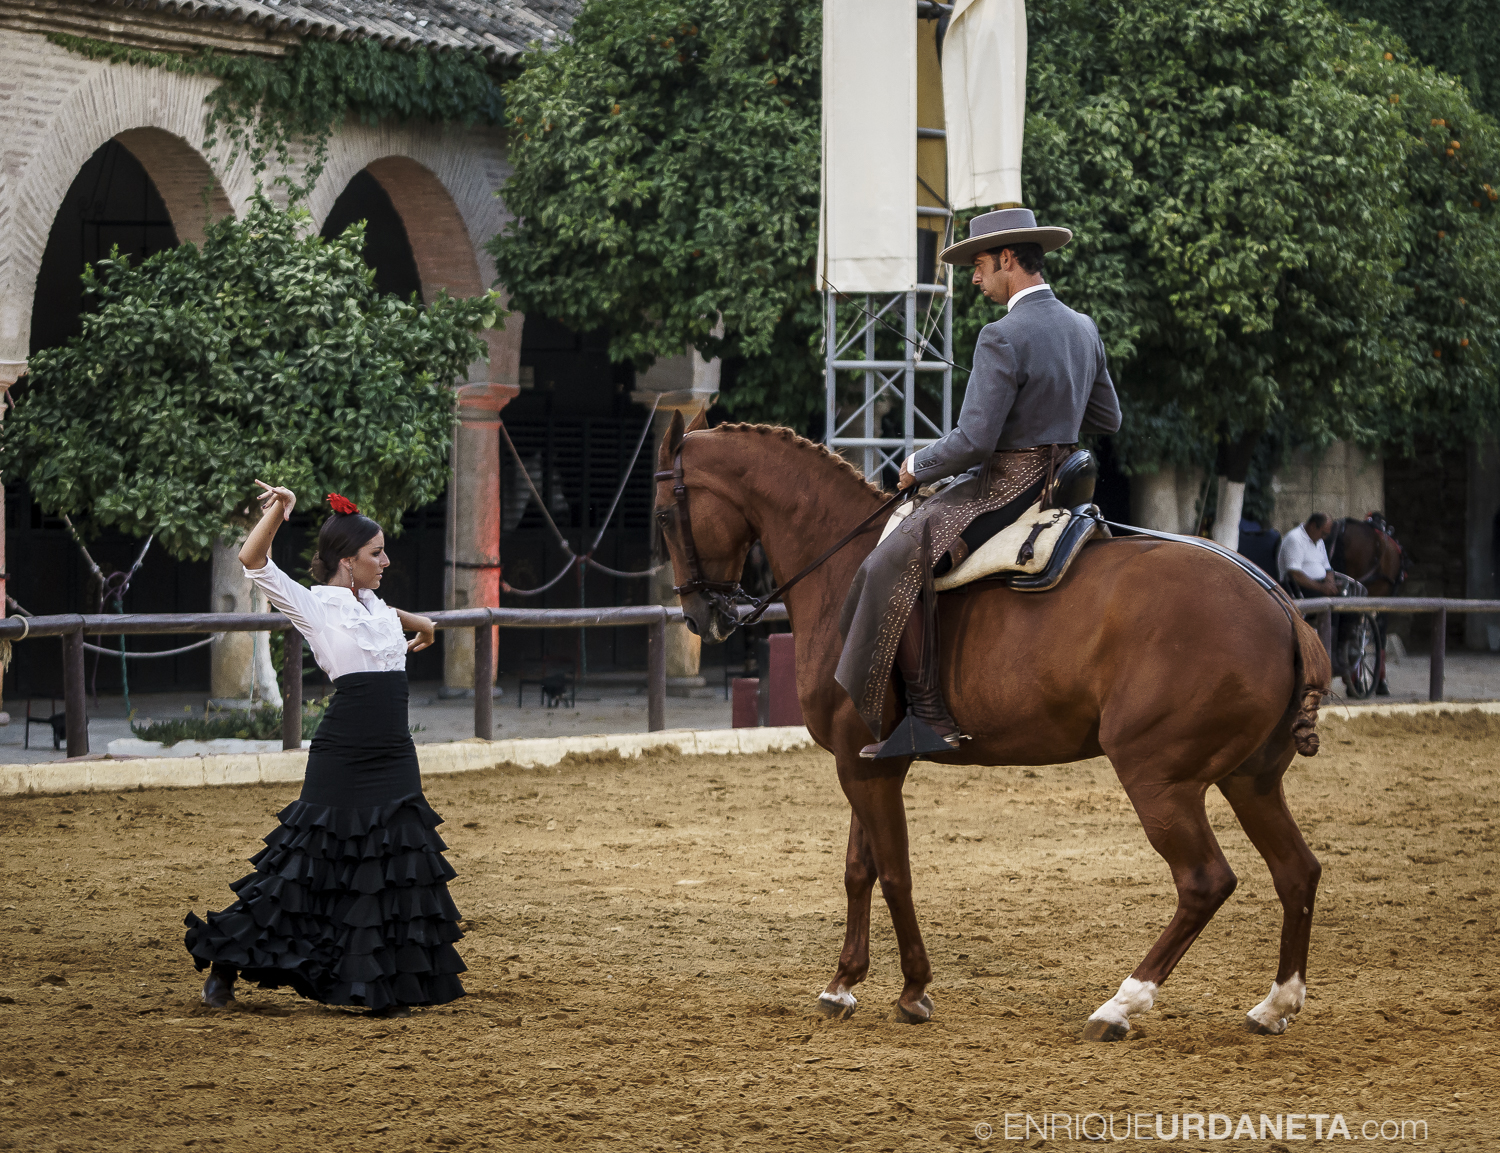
[
  {"xmin": 474, "ymin": 619, "xmax": 494, "ymax": 739},
  {"xmin": 647, "ymin": 609, "xmax": 666, "ymax": 733},
  {"xmin": 281, "ymin": 627, "xmax": 303, "ymax": 751},
  {"xmin": 1429, "ymin": 607, "xmax": 1447, "ymax": 702},
  {"xmin": 63, "ymin": 627, "xmax": 87, "ymax": 758}
]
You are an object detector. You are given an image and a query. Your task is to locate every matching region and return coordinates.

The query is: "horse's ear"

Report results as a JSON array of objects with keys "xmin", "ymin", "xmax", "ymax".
[
  {"xmin": 660, "ymin": 409, "xmax": 687, "ymax": 471},
  {"xmin": 685, "ymin": 405, "xmax": 710, "ymax": 434}
]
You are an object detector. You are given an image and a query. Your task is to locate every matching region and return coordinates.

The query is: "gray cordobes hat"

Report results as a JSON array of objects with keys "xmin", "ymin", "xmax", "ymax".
[{"xmin": 939, "ymin": 207, "xmax": 1073, "ymax": 266}]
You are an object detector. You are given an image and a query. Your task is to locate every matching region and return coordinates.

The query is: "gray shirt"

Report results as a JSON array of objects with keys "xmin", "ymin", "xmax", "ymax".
[{"xmin": 910, "ymin": 286, "xmax": 1121, "ymax": 482}]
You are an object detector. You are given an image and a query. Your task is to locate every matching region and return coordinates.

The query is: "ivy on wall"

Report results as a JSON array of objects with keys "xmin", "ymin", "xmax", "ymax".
[{"xmin": 48, "ymin": 33, "xmax": 509, "ymax": 183}]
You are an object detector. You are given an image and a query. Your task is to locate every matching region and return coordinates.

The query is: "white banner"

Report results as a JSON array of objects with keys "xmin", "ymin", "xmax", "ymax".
[
  {"xmin": 943, "ymin": 0, "xmax": 1027, "ymax": 211},
  {"xmin": 818, "ymin": 0, "xmax": 916, "ymax": 294}
]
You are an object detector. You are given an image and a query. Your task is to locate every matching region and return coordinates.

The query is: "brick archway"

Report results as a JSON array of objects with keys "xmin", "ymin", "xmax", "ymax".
[
  {"xmin": 113, "ymin": 128, "xmax": 235, "ymax": 246},
  {"xmin": 0, "ymin": 39, "xmax": 251, "ymax": 363},
  {"xmin": 362, "ymin": 155, "xmax": 484, "ymax": 303}
]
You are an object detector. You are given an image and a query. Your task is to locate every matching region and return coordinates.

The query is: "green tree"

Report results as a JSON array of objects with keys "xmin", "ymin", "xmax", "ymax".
[
  {"xmin": 958, "ymin": 0, "xmax": 1410, "ymax": 479},
  {"xmin": 1326, "ymin": 0, "xmax": 1500, "ymax": 118},
  {"xmin": 1333, "ymin": 29, "xmax": 1500, "ymax": 451},
  {"xmin": 948, "ymin": 0, "xmax": 1500, "ymax": 492},
  {"xmin": 487, "ymin": 0, "xmax": 822, "ymax": 428},
  {"xmin": 4, "ymin": 194, "xmax": 497, "ymax": 558}
]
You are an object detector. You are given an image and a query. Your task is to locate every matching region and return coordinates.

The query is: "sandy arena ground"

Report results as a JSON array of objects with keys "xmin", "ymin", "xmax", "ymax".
[{"xmin": 0, "ymin": 711, "xmax": 1495, "ymax": 1151}]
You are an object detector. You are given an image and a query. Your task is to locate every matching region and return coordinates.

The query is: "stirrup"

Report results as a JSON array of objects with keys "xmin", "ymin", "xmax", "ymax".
[{"xmin": 859, "ymin": 715, "xmax": 967, "ymax": 761}]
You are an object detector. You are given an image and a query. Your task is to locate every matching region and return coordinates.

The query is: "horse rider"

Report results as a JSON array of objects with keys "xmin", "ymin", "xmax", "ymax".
[{"xmin": 836, "ymin": 207, "xmax": 1122, "ymax": 760}]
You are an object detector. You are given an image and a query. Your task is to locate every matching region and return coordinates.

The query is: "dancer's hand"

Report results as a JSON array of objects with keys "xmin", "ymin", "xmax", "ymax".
[
  {"xmin": 406, "ymin": 615, "xmax": 436, "ymax": 653},
  {"xmin": 254, "ymin": 480, "xmax": 297, "ymax": 521}
]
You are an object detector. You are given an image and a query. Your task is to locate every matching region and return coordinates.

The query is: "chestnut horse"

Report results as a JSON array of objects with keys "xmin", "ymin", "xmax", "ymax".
[{"xmin": 656, "ymin": 415, "xmax": 1331, "ymax": 1039}]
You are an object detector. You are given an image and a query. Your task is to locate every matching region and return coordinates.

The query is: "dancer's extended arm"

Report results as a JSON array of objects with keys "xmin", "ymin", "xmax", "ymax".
[{"xmin": 239, "ymin": 481, "xmax": 295, "ymax": 571}]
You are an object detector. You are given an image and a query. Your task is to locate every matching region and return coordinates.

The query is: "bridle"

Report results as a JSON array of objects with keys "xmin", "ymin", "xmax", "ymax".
[{"xmin": 654, "ymin": 446, "xmax": 912, "ymax": 634}]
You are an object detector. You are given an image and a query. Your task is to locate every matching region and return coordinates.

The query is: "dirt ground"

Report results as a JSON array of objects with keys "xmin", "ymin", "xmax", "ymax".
[{"xmin": 0, "ymin": 711, "xmax": 1495, "ymax": 1152}]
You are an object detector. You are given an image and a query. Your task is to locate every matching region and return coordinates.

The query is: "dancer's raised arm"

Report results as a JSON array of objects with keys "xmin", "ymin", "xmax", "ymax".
[{"xmin": 239, "ymin": 480, "xmax": 296, "ymax": 571}]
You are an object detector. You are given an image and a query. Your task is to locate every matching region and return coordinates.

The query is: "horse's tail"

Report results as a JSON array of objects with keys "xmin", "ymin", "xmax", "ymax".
[{"xmin": 1289, "ymin": 609, "xmax": 1332, "ymax": 757}]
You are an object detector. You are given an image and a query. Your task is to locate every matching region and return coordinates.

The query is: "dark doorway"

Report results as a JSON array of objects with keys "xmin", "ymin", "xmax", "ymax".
[
  {"xmin": 500, "ymin": 316, "xmax": 651, "ymax": 674},
  {"xmin": 28, "ymin": 139, "xmax": 177, "ymax": 355},
  {"xmin": 319, "ymin": 170, "xmax": 422, "ymax": 300}
]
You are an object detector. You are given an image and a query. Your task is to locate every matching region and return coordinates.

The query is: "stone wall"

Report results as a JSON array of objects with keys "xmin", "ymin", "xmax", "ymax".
[{"xmin": 1266, "ymin": 442, "xmax": 1385, "ymax": 536}]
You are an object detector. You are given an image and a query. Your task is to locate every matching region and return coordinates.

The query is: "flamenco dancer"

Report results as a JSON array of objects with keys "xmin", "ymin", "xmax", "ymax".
[{"xmin": 183, "ymin": 484, "xmax": 466, "ymax": 1016}]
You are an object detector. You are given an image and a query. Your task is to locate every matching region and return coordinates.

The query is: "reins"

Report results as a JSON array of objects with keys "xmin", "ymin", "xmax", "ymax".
[{"xmin": 655, "ymin": 447, "xmax": 913, "ymax": 630}]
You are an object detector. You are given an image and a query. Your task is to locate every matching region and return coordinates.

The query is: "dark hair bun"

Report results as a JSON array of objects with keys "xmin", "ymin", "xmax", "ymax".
[{"xmin": 312, "ymin": 511, "xmax": 382, "ymax": 583}]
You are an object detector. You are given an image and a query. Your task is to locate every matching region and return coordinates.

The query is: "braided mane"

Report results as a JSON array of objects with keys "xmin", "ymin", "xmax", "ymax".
[{"xmin": 709, "ymin": 422, "xmax": 886, "ymax": 498}]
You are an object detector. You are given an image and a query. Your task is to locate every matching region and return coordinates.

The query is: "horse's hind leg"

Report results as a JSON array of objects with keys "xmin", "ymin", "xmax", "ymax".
[
  {"xmin": 818, "ymin": 812, "xmax": 876, "ymax": 1018},
  {"xmin": 1083, "ymin": 780, "xmax": 1238, "ymax": 1041},
  {"xmin": 1217, "ymin": 752, "xmax": 1322, "ymax": 1036}
]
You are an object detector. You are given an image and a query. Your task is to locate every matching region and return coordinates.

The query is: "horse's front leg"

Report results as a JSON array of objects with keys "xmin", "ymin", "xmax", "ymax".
[
  {"xmin": 818, "ymin": 812, "xmax": 876, "ymax": 1017},
  {"xmin": 836, "ymin": 759, "xmax": 935, "ymax": 1023}
]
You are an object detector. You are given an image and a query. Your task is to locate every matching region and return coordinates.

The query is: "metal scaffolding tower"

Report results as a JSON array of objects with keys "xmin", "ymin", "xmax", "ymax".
[{"xmin": 824, "ymin": 280, "xmax": 954, "ymax": 482}]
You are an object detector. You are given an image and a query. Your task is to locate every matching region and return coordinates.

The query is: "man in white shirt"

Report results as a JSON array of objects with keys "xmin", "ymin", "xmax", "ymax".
[
  {"xmin": 1278, "ymin": 512, "xmax": 1338, "ymax": 657},
  {"xmin": 1277, "ymin": 513, "xmax": 1338, "ymax": 596}
]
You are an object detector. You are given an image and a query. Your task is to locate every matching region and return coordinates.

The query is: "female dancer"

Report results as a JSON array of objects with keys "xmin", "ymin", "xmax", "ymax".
[{"xmin": 184, "ymin": 483, "xmax": 466, "ymax": 1016}]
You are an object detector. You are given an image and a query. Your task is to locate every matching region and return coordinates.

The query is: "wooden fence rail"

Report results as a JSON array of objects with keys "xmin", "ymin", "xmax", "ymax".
[{"xmin": 2, "ymin": 603, "xmax": 790, "ymax": 759}]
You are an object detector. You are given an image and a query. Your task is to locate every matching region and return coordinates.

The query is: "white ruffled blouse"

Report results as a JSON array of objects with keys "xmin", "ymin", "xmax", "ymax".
[{"xmin": 245, "ymin": 558, "xmax": 408, "ymax": 680}]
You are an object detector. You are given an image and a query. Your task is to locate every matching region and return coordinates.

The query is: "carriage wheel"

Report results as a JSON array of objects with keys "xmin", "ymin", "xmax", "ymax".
[{"xmin": 1341, "ymin": 614, "xmax": 1381, "ymax": 699}]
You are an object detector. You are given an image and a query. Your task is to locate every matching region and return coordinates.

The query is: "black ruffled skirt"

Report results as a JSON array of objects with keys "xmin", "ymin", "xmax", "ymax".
[{"xmin": 184, "ymin": 671, "xmax": 465, "ymax": 1010}]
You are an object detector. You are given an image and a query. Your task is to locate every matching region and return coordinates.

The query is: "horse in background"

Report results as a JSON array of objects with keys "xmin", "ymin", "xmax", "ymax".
[{"xmin": 1330, "ymin": 514, "xmax": 1408, "ymax": 695}]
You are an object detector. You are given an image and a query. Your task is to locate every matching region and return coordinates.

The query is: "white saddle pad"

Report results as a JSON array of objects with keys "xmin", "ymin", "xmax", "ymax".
[
  {"xmin": 877, "ymin": 497, "xmax": 1074, "ymax": 589},
  {"xmin": 934, "ymin": 500, "xmax": 1072, "ymax": 590}
]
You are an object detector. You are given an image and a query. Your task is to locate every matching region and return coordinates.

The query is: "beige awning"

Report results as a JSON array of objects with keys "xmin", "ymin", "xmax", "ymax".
[
  {"xmin": 817, "ymin": 0, "xmax": 917, "ymax": 294},
  {"xmin": 942, "ymin": 0, "xmax": 1027, "ymax": 211}
]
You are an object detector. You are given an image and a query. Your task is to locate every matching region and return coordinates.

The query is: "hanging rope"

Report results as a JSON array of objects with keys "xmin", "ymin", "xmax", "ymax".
[
  {"xmin": 496, "ymin": 396, "xmax": 669, "ymax": 591},
  {"xmin": 585, "ymin": 557, "xmax": 668, "ymax": 579},
  {"xmin": 81, "ymin": 636, "xmax": 218, "ymax": 658}
]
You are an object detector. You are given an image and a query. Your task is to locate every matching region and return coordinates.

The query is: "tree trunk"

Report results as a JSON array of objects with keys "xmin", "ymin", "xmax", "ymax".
[
  {"xmin": 1212, "ymin": 479, "xmax": 1247, "ymax": 550},
  {"xmin": 210, "ymin": 536, "xmax": 280, "ymax": 708},
  {"xmin": 1130, "ymin": 467, "xmax": 1181, "ymax": 532},
  {"xmin": 1211, "ymin": 429, "xmax": 1260, "ymax": 552}
]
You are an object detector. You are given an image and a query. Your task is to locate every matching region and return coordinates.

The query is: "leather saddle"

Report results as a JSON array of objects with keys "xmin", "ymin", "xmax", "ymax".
[
  {"xmin": 1045, "ymin": 448, "xmax": 1098, "ymax": 510},
  {"xmin": 932, "ymin": 450, "xmax": 1107, "ymax": 594},
  {"xmin": 1010, "ymin": 448, "xmax": 1104, "ymax": 592}
]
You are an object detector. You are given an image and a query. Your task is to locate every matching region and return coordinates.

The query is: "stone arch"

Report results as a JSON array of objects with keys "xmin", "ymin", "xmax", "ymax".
[
  {"xmin": 1, "ymin": 37, "xmax": 251, "ymax": 360},
  {"xmin": 308, "ymin": 122, "xmax": 514, "ymax": 306},
  {"xmin": 113, "ymin": 128, "xmax": 235, "ymax": 246}
]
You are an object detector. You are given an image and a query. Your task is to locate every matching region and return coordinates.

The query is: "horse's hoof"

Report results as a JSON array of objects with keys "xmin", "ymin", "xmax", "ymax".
[
  {"xmin": 893, "ymin": 993, "xmax": 934, "ymax": 1024},
  {"xmin": 1080, "ymin": 1017, "xmax": 1128, "ymax": 1042},
  {"xmin": 816, "ymin": 991, "xmax": 857, "ymax": 1019},
  {"xmin": 1243, "ymin": 1013, "xmax": 1286, "ymax": 1036}
]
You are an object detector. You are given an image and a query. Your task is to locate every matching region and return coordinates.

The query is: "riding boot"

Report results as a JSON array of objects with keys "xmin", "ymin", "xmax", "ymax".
[
  {"xmin": 860, "ymin": 603, "xmax": 964, "ymax": 759},
  {"xmin": 201, "ymin": 962, "xmax": 237, "ymax": 1009}
]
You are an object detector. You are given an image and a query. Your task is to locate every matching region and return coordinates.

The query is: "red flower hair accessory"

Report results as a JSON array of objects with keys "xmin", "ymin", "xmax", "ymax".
[{"xmin": 327, "ymin": 493, "xmax": 360, "ymax": 515}]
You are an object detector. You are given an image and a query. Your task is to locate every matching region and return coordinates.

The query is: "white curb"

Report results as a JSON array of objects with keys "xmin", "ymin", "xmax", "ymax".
[
  {"xmin": 1318, "ymin": 700, "xmax": 1500, "ymax": 721},
  {"xmin": 0, "ymin": 726, "xmax": 817, "ymax": 798}
]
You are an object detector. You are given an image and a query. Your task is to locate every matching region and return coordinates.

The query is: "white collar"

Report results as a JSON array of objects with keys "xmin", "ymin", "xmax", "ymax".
[
  {"xmin": 1006, "ymin": 283, "xmax": 1051, "ymax": 311},
  {"xmin": 310, "ymin": 582, "xmax": 380, "ymax": 612}
]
